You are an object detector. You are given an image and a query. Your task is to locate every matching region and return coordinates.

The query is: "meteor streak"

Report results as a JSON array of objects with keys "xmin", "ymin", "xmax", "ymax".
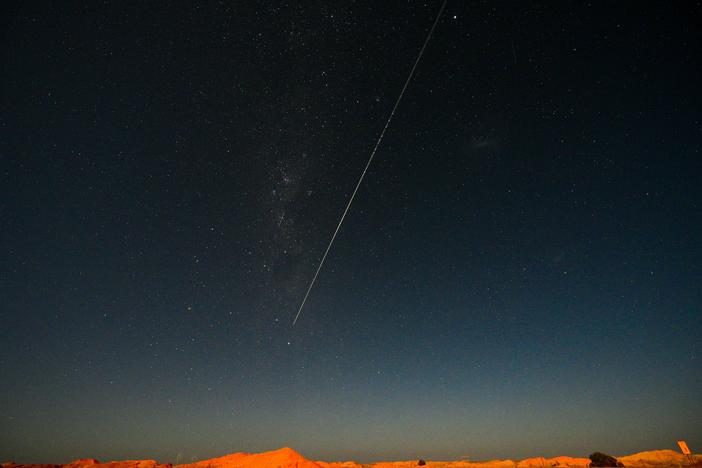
[{"xmin": 292, "ymin": 0, "xmax": 448, "ymax": 326}]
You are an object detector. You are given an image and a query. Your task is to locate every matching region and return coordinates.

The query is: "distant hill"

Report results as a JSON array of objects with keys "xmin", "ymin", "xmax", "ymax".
[
  {"xmin": 3, "ymin": 447, "xmax": 700, "ymax": 468},
  {"xmin": 176, "ymin": 447, "xmax": 321, "ymax": 468},
  {"xmin": 2, "ymin": 460, "xmax": 171, "ymax": 468},
  {"xmin": 618, "ymin": 449, "xmax": 700, "ymax": 467}
]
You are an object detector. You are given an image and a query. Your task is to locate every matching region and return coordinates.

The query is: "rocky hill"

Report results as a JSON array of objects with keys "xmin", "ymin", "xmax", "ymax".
[{"xmin": 3, "ymin": 447, "xmax": 700, "ymax": 468}]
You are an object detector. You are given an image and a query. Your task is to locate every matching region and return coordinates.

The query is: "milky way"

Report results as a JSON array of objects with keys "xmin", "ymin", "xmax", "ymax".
[{"xmin": 1, "ymin": 1, "xmax": 700, "ymax": 463}]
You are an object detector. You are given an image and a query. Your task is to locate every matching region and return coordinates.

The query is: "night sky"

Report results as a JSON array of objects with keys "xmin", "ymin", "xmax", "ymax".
[{"xmin": 2, "ymin": 1, "xmax": 701, "ymax": 464}]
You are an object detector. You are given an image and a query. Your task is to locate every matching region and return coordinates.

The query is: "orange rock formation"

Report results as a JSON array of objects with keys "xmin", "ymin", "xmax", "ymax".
[{"xmin": 3, "ymin": 447, "xmax": 701, "ymax": 468}]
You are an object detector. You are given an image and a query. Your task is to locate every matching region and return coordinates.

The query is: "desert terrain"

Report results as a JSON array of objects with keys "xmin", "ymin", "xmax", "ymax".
[{"xmin": 3, "ymin": 447, "xmax": 700, "ymax": 468}]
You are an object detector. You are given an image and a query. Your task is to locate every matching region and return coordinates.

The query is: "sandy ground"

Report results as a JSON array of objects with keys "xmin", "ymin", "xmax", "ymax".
[{"xmin": 3, "ymin": 447, "xmax": 700, "ymax": 468}]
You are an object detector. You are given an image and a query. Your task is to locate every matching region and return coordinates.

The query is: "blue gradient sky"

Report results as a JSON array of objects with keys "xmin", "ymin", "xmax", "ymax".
[{"xmin": 1, "ymin": 1, "xmax": 700, "ymax": 464}]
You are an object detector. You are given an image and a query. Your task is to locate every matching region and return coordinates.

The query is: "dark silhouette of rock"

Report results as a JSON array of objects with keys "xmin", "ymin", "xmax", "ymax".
[{"xmin": 589, "ymin": 452, "xmax": 624, "ymax": 467}]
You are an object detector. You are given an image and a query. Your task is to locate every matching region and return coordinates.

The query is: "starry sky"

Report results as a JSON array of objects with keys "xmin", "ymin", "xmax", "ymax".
[{"xmin": 1, "ymin": 1, "xmax": 701, "ymax": 464}]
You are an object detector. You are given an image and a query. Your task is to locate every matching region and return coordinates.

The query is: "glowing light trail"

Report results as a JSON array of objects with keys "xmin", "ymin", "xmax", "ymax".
[{"xmin": 293, "ymin": 0, "xmax": 448, "ymax": 326}]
